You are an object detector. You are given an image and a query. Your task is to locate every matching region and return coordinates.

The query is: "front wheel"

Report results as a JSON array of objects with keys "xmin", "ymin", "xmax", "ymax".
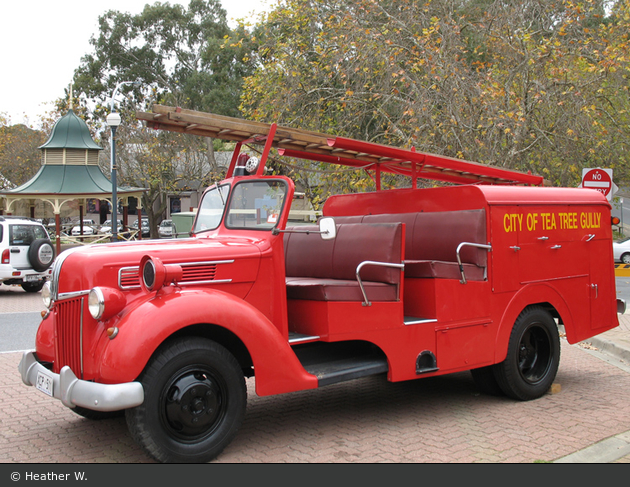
[
  {"xmin": 622, "ymin": 253, "xmax": 630, "ymax": 264},
  {"xmin": 493, "ymin": 306, "xmax": 560, "ymax": 401},
  {"xmin": 126, "ymin": 337, "xmax": 247, "ymax": 463}
]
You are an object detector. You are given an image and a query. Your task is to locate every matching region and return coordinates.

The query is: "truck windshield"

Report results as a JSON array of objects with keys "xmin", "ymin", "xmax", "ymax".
[
  {"xmin": 193, "ymin": 184, "xmax": 230, "ymax": 233},
  {"xmin": 226, "ymin": 180, "xmax": 288, "ymax": 230}
]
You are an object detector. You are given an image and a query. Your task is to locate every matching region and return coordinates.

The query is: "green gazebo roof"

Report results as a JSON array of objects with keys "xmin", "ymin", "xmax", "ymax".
[
  {"xmin": 8, "ymin": 164, "xmax": 140, "ymax": 196},
  {"xmin": 0, "ymin": 108, "xmax": 145, "ymax": 203},
  {"xmin": 39, "ymin": 109, "xmax": 103, "ymax": 150}
]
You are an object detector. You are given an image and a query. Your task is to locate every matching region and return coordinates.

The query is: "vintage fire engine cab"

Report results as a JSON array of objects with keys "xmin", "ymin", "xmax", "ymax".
[{"xmin": 19, "ymin": 106, "xmax": 623, "ymax": 463}]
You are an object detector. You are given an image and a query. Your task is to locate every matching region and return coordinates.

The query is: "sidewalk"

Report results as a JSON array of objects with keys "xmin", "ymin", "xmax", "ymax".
[
  {"xmin": 558, "ymin": 312, "xmax": 630, "ymax": 463},
  {"xmin": 2, "ymin": 284, "xmax": 630, "ymax": 463},
  {"xmin": 584, "ymin": 313, "xmax": 630, "ymax": 366}
]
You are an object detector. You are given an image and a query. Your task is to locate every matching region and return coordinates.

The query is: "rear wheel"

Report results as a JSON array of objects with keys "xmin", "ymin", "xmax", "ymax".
[
  {"xmin": 470, "ymin": 365, "xmax": 504, "ymax": 396},
  {"xmin": 622, "ymin": 253, "xmax": 630, "ymax": 264},
  {"xmin": 126, "ymin": 337, "xmax": 246, "ymax": 463},
  {"xmin": 494, "ymin": 306, "xmax": 560, "ymax": 401}
]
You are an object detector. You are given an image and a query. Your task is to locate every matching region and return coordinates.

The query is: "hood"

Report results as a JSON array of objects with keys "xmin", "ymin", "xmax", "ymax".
[{"xmin": 54, "ymin": 236, "xmax": 262, "ymax": 295}]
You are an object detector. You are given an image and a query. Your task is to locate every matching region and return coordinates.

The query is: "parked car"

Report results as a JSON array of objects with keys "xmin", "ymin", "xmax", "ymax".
[
  {"xmin": 0, "ymin": 216, "xmax": 54, "ymax": 292},
  {"xmin": 613, "ymin": 237, "xmax": 630, "ymax": 263},
  {"xmin": 132, "ymin": 218, "xmax": 151, "ymax": 237},
  {"xmin": 99, "ymin": 220, "xmax": 123, "ymax": 234},
  {"xmin": 158, "ymin": 220, "xmax": 176, "ymax": 238},
  {"xmin": 71, "ymin": 219, "xmax": 96, "ymax": 236}
]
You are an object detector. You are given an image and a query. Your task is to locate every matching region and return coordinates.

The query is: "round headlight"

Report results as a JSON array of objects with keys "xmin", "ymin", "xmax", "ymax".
[
  {"xmin": 88, "ymin": 287, "xmax": 105, "ymax": 320},
  {"xmin": 41, "ymin": 281, "xmax": 52, "ymax": 309},
  {"xmin": 140, "ymin": 255, "xmax": 183, "ymax": 293},
  {"xmin": 142, "ymin": 258, "xmax": 156, "ymax": 291}
]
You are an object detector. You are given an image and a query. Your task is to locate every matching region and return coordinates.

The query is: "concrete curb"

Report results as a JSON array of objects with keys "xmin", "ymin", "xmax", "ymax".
[
  {"xmin": 555, "ymin": 430, "xmax": 630, "ymax": 463},
  {"xmin": 585, "ymin": 336, "xmax": 630, "ymax": 365}
]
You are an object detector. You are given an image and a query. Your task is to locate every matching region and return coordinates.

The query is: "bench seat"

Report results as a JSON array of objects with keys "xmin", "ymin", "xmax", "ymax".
[
  {"xmin": 284, "ymin": 222, "xmax": 404, "ymax": 303},
  {"xmin": 332, "ymin": 210, "xmax": 488, "ymax": 281}
]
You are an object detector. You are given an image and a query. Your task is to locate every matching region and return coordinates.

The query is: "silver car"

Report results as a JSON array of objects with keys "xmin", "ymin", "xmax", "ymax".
[{"xmin": 613, "ymin": 237, "xmax": 630, "ymax": 263}]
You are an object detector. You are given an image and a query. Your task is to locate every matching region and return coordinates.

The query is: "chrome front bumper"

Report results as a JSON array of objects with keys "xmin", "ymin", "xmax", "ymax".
[{"xmin": 19, "ymin": 351, "xmax": 144, "ymax": 412}]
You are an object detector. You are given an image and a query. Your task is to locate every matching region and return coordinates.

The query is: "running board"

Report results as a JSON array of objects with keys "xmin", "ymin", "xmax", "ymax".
[
  {"xmin": 404, "ymin": 316, "xmax": 437, "ymax": 325},
  {"xmin": 288, "ymin": 332, "xmax": 320, "ymax": 344},
  {"xmin": 292, "ymin": 341, "xmax": 389, "ymax": 387}
]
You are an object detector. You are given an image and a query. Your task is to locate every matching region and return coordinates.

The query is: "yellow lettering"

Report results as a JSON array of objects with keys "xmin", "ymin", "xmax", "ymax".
[
  {"xmin": 504, "ymin": 213, "xmax": 523, "ymax": 232},
  {"xmin": 541, "ymin": 213, "xmax": 557, "ymax": 230},
  {"xmin": 580, "ymin": 212, "xmax": 601, "ymax": 229},
  {"xmin": 527, "ymin": 213, "xmax": 538, "ymax": 231}
]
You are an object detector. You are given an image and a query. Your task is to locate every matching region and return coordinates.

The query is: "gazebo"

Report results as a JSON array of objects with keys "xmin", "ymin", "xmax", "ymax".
[{"xmin": 0, "ymin": 108, "xmax": 145, "ymax": 255}]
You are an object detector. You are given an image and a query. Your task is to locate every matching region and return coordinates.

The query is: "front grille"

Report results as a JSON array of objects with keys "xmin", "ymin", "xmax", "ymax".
[{"xmin": 54, "ymin": 296, "xmax": 83, "ymax": 376}]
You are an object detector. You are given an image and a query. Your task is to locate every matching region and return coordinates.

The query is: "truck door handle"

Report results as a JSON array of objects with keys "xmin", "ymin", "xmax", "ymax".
[
  {"xmin": 550, "ymin": 245, "xmax": 562, "ymax": 250},
  {"xmin": 538, "ymin": 236, "xmax": 549, "ymax": 241},
  {"xmin": 591, "ymin": 283, "xmax": 598, "ymax": 298}
]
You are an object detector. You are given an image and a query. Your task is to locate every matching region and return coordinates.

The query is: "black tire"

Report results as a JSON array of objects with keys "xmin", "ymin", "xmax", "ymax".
[
  {"xmin": 470, "ymin": 365, "xmax": 504, "ymax": 396},
  {"xmin": 71, "ymin": 406, "xmax": 125, "ymax": 420},
  {"xmin": 21, "ymin": 281, "xmax": 45, "ymax": 293},
  {"xmin": 493, "ymin": 306, "xmax": 560, "ymax": 401},
  {"xmin": 622, "ymin": 253, "xmax": 630, "ymax": 264},
  {"xmin": 28, "ymin": 239, "xmax": 55, "ymax": 272},
  {"xmin": 126, "ymin": 337, "xmax": 246, "ymax": 463}
]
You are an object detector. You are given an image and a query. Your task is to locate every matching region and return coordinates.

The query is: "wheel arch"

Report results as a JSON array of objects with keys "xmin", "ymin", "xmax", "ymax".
[
  {"xmin": 165, "ymin": 323, "xmax": 254, "ymax": 378},
  {"xmin": 494, "ymin": 283, "xmax": 570, "ymax": 363},
  {"xmin": 98, "ymin": 288, "xmax": 318, "ymax": 395}
]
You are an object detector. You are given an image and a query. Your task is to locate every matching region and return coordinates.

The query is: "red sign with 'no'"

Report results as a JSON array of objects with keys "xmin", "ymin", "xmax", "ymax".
[{"xmin": 581, "ymin": 168, "xmax": 612, "ymax": 198}]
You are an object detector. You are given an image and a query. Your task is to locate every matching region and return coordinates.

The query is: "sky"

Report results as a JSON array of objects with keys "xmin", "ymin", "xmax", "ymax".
[{"xmin": 0, "ymin": 0, "xmax": 271, "ymax": 127}]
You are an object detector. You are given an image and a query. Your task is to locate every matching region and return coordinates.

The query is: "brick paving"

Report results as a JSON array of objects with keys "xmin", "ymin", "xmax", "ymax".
[{"xmin": 2, "ymin": 285, "xmax": 630, "ymax": 463}]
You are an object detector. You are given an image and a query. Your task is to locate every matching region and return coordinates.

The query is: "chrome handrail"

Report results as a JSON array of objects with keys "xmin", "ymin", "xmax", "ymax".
[
  {"xmin": 355, "ymin": 261, "xmax": 405, "ymax": 307},
  {"xmin": 456, "ymin": 242, "xmax": 492, "ymax": 284}
]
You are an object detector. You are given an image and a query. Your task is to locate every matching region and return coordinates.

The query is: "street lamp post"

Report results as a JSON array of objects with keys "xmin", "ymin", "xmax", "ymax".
[
  {"xmin": 106, "ymin": 81, "xmax": 139, "ymax": 241},
  {"xmin": 105, "ymin": 111, "xmax": 121, "ymax": 241}
]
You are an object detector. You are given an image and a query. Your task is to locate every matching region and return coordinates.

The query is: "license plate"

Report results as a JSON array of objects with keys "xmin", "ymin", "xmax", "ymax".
[
  {"xmin": 35, "ymin": 371, "xmax": 53, "ymax": 397},
  {"xmin": 24, "ymin": 274, "xmax": 40, "ymax": 282}
]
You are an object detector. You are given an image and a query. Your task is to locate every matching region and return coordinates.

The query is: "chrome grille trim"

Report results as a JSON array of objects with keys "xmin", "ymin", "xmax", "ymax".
[
  {"xmin": 57, "ymin": 290, "xmax": 90, "ymax": 301},
  {"xmin": 50, "ymin": 246, "xmax": 84, "ymax": 301}
]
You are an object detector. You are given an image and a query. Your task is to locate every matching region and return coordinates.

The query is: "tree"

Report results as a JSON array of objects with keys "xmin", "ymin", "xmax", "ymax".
[
  {"xmin": 72, "ymin": 0, "xmax": 256, "ymax": 229},
  {"xmin": 242, "ymin": 0, "xmax": 630, "ymax": 199},
  {"xmin": 0, "ymin": 114, "xmax": 46, "ymax": 189}
]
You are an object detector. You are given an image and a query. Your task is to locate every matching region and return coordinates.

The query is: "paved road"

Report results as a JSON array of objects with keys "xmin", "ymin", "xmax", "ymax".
[{"xmin": 2, "ymin": 285, "xmax": 630, "ymax": 463}]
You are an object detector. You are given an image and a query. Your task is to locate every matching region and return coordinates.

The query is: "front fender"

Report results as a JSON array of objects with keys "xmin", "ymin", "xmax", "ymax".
[
  {"xmin": 494, "ymin": 282, "xmax": 574, "ymax": 363},
  {"xmin": 99, "ymin": 287, "xmax": 318, "ymax": 396}
]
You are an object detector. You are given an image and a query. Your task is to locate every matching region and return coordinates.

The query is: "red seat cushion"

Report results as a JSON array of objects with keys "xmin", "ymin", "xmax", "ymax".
[{"xmin": 285, "ymin": 277, "xmax": 398, "ymax": 302}]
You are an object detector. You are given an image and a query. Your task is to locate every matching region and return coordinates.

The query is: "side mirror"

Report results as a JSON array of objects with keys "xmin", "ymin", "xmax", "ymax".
[{"xmin": 319, "ymin": 217, "xmax": 336, "ymax": 240}]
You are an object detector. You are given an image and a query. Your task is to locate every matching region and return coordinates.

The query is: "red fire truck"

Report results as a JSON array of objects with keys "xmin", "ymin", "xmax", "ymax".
[{"xmin": 19, "ymin": 106, "xmax": 623, "ymax": 463}]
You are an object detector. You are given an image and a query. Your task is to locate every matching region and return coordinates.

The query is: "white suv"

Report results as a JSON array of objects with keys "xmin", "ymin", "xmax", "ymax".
[{"xmin": 0, "ymin": 217, "xmax": 55, "ymax": 292}]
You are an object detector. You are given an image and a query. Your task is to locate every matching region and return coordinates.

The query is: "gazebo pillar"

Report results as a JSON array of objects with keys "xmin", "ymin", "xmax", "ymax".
[
  {"xmin": 79, "ymin": 204, "xmax": 84, "ymax": 235},
  {"xmin": 55, "ymin": 213, "xmax": 61, "ymax": 256},
  {"xmin": 122, "ymin": 204, "xmax": 128, "ymax": 231}
]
